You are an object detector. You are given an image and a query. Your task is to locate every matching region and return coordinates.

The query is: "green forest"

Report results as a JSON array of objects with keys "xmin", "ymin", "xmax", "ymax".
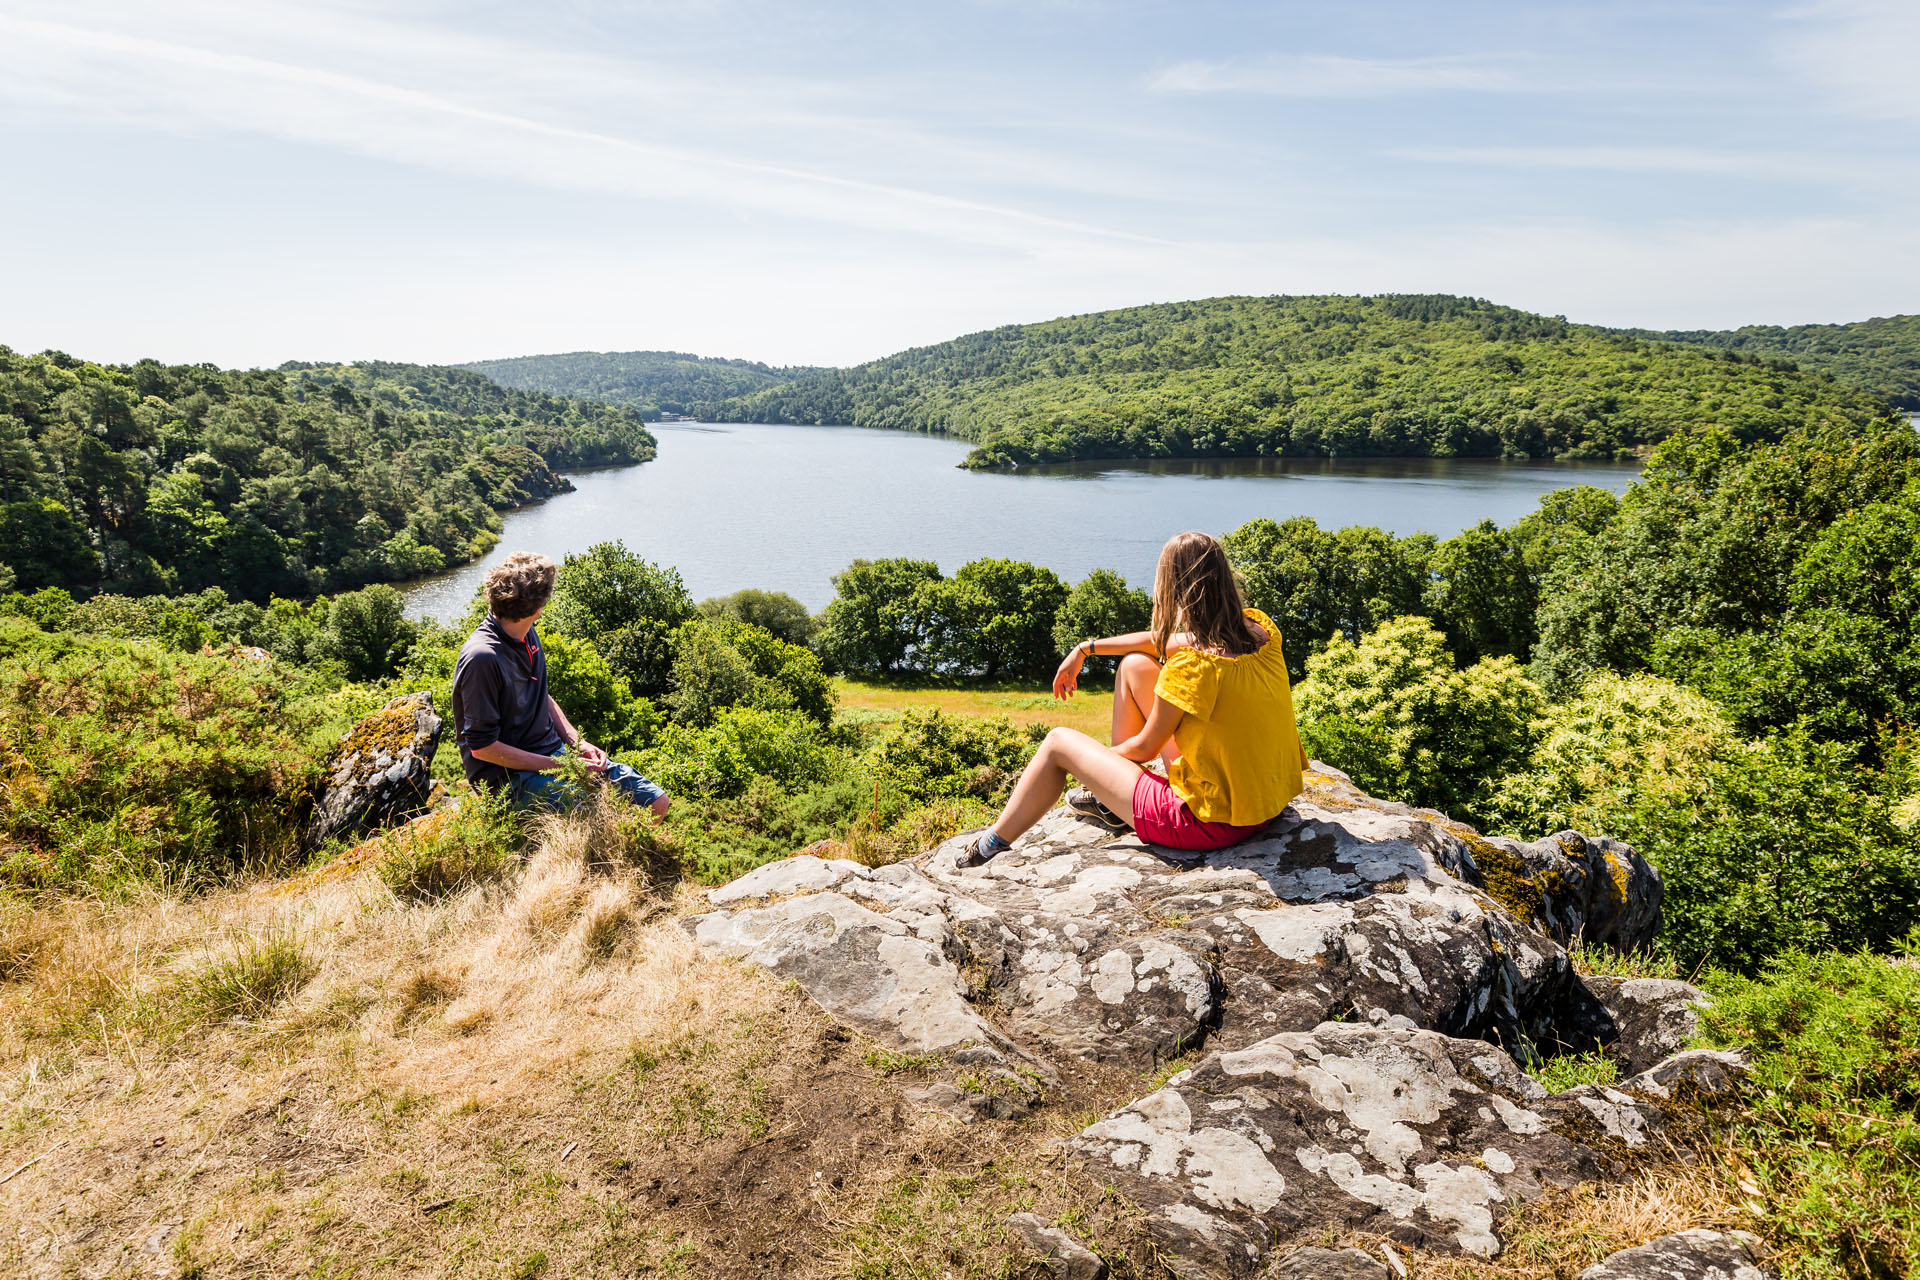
[
  {"xmin": 701, "ymin": 294, "xmax": 1902, "ymax": 467},
  {"xmin": 461, "ymin": 349, "xmax": 826, "ymax": 419},
  {"xmin": 0, "ymin": 352, "xmax": 655, "ymax": 600},
  {"xmin": 1643, "ymin": 313, "xmax": 1920, "ymax": 409}
]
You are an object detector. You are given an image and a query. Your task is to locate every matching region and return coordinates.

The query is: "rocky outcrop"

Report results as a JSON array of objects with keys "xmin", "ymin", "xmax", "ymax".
[
  {"xmin": 1072, "ymin": 1030, "xmax": 1743, "ymax": 1271},
  {"xmin": 1578, "ymin": 1229, "xmax": 1771, "ymax": 1279},
  {"xmin": 687, "ymin": 765, "xmax": 1735, "ymax": 1276},
  {"xmin": 302, "ymin": 692, "xmax": 444, "ymax": 849}
]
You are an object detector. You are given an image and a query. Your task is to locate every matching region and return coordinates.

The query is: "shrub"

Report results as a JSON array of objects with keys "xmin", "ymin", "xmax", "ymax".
[
  {"xmin": 865, "ymin": 708, "xmax": 1039, "ymax": 806},
  {"xmin": 0, "ymin": 641, "xmax": 324, "ymax": 891},
  {"xmin": 1294, "ymin": 615, "xmax": 1543, "ymax": 821},
  {"xmin": 1699, "ymin": 936, "xmax": 1920, "ymax": 1278},
  {"xmin": 638, "ymin": 706, "xmax": 833, "ymax": 800},
  {"xmin": 1488, "ymin": 673, "xmax": 1920, "ymax": 969}
]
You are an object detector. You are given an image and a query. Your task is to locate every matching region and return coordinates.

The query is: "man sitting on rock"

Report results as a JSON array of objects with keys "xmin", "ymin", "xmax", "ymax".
[{"xmin": 450, "ymin": 551, "xmax": 670, "ymax": 816}]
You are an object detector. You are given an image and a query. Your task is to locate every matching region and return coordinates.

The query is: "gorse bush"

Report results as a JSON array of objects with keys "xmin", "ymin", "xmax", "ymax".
[
  {"xmin": 865, "ymin": 708, "xmax": 1041, "ymax": 806},
  {"xmin": 1293, "ymin": 615, "xmax": 1543, "ymax": 822},
  {"xmin": 0, "ymin": 641, "xmax": 325, "ymax": 891}
]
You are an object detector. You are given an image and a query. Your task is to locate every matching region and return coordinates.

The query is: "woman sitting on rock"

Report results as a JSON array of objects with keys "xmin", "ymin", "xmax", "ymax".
[{"xmin": 959, "ymin": 530, "xmax": 1308, "ymax": 867}]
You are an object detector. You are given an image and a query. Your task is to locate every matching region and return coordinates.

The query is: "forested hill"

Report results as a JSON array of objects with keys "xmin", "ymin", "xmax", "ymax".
[
  {"xmin": 1632, "ymin": 314, "xmax": 1920, "ymax": 410},
  {"xmin": 703, "ymin": 294, "xmax": 1897, "ymax": 468},
  {"xmin": 460, "ymin": 350, "xmax": 825, "ymax": 418},
  {"xmin": 0, "ymin": 351, "xmax": 655, "ymax": 600}
]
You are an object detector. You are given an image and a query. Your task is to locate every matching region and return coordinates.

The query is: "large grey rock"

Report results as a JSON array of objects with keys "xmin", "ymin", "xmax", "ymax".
[
  {"xmin": 686, "ymin": 766, "xmax": 1720, "ymax": 1275},
  {"xmin": 1069, "ymin": 1024, "xmax": 1745, "ymax": 1275},
  {"xmin": 1578, "ymin": 1229, "xmax": 1770, "ymax": 1279},
  {"xmin": 1005, "ymin": 1213, "xmax": 1107, "ymax": 1280},
  {"xmin": 303, "ymin": 692, "xmax": 443, "ymax": 848}
]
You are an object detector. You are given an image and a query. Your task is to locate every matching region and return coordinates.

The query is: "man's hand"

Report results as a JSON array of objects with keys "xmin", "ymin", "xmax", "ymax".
[
  {"xmin": 574, "ymin": 740, "xmax": 610, "ymax": 773},
  {"xmin": 1052, "ymin": 644, "xmax": 1086, "ymax": 701}
]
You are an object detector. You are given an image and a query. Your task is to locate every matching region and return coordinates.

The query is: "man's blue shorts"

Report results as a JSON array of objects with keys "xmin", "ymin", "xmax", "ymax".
[{"xmin": 503, "ymin": 756, "xmax": 667, "ymax": 812}]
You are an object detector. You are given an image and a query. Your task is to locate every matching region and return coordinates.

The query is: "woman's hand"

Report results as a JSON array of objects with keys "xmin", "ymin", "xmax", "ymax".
[{"xmin": 1052, "ymin": 643, "xmax": 1087, "ymax": 701}]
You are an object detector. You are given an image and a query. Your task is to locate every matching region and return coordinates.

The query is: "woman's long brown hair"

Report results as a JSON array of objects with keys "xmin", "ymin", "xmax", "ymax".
[{"xmin": 1149, "ymin": 531, "xmax": 1262, "ymax": 659}]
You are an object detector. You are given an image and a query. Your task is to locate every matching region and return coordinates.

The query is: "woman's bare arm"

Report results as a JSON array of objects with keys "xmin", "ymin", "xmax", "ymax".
[{"xmin": 1052, "ymin": 630, "xmax": 1191, "ymax": 699}]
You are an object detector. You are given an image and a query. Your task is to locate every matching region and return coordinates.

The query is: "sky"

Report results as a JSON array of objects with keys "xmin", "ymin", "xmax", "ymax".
[{"xmin": 0, "ymin": 0, "xmax": 1914, "ymax": 369}]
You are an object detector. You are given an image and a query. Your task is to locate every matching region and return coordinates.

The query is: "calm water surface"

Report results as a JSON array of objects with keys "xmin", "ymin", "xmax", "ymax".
[{"xmin": 403, "ymin": 423, "xmax": 1643, "ymax": 620}]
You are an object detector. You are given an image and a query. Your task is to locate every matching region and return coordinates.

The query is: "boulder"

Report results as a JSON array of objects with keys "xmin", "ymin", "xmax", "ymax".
[
  {"xmin": 1578, "ymin": 1229, "xmax": 1771, "ymax": 1280},
  {"xmin": 303, "ymin": 692, "xmax": 444, "ymax": 849},
  {"xmin": 1070, "ymin": 1025, "xmax": 1744, "ymax": 1273},
  {"xmin": 686, "ymin": 765, "xmax": 1727, "ymax": 1276}
]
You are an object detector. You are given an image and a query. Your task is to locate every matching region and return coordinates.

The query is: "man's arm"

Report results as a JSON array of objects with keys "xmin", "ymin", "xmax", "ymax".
[
  {"xmin": 471, "ymin": 740, "xmax": 568, "ymax": 772},
  {"xmin": 546, "ymin": 695, "xmax": 608, "ymax": 772}
]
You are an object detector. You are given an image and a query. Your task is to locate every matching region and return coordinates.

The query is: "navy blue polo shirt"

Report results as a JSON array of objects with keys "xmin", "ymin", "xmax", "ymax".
[{"xmin": 450, "ymin": 616, "xmax": 565, "ymax": 787}]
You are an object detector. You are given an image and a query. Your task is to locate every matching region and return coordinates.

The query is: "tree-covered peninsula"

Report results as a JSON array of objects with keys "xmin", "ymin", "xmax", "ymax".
[
  {"xmin": 461, "ymin": 349, "xmax": 826, "ymax": 419},
  {"xmin": 701, "ymin": 294, "xmax": 1898, "ymax": 468},
  {"xmin": 0, "ymin": 351, "xmax": 655, "ymax": 599}
]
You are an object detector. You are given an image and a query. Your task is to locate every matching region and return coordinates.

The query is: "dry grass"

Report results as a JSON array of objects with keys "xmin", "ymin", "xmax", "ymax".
[
  {"xmin": 0, "ymin": 806, "xmax": 1756, "ymax": 1280},
  {"xmin": 1407, "ymin": 1160, "xmax": 1758, "ymax": 1279},
  {"xmin": 0, "ymin": 817, "xmax": 1156, "ymax": 1279},
  {"xmin": 834, "ymin": 677, "xmax": 1115, "ymax": 739}
]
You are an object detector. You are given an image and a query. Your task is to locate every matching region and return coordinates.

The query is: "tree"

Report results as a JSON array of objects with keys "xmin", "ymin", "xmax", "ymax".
[
  {"xmin": 323, "ymin": 584, "xmax": 416, "ymax": 681},
  {"xmin": 699, "ymin": 588, "xmax": 814, "ymax": 645},
  {"xmin": 0, "ymin": 498, "xmax": 97, "ymax": 591},
  {"xmin": 543, "ymin": 541, "xmax": 697, "ymax": 699},
  {"xmin": 1424, "ymin": 519, "xmax": 1534, "ymax": 664},
  {"xmin": 1223, "ymin": 517, "xmax": 1432, "ymax": 680},
  {"xmin": 919, "ymin": 558, "xmax": 1068, "ymax": 681},
  {"xmin": 814, "ymin": 558, "xmax": 943, "ymax": 677},
  {"xmin": 543, "ymin": 632, "xmax": 659, "ymax": 754},
  {"xmin": 1053, "ymin": 568, "xmax": 1152, "ymax": 680},
  {"xmin": 1294, "ymin": 615, "xmax": 1542, "ymax": 821}
]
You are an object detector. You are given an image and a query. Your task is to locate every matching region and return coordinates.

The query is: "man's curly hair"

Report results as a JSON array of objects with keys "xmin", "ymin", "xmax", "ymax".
[{"xmin": 483, "ymin": 552, "xmax": 557, "ymax": 621}]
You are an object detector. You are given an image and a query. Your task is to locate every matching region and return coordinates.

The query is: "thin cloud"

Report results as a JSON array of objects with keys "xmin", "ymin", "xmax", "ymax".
[
  {"xmin": 1149, "ymin": 53, "xmax": 1529, "ymax": 98},
  {"xmin": 0, "ymin": 12, "xmax": 1166, "ymax": 254},
  {"xmin": 1392, "ymin": 144, "xmax": 1909, "ymax": 193}
]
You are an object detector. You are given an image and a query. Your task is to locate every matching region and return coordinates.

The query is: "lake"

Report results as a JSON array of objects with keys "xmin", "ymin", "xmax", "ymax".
[{"xmin": 402, "ymin": 422, "xmax": 1644, "ymax": 621}]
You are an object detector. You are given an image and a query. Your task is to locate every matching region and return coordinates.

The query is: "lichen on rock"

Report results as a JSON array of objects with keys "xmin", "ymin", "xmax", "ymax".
[
  {"xmin": 302, "ymin": 691, "xmax": 445, "ymax": 849},
  {"xmin": 686, "ymin": 763, "xmax": 1732, "ymax": 1277}
]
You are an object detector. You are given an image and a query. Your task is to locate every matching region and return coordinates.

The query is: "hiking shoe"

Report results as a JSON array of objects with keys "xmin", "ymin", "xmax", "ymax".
[
  {"xmin": 956, "ymin": 828, "xmax": 1012, "ymax": 868},
  {"xmin": 1066, "ymin": 788, "xmax": 1129, "ymax": 832}
]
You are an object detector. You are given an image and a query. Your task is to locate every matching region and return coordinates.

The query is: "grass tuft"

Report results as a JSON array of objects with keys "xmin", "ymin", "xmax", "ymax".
[{"xmin": 177, "ymin": 929, "xmax": 314, "ymax": 1022}]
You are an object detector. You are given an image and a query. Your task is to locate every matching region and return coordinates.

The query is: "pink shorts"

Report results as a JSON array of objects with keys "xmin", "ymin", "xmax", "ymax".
[{"xmin": 1130, "ymin": 771, "xmax": 1267, "ymax": 852}]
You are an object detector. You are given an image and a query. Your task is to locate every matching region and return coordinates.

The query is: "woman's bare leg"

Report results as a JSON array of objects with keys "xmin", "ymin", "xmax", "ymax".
[
  {"xmin": 1112, "ymin": 653, "xmax": 1181, "ymax": 766},
  {"xmin": 1111, "ymin": 653, "xmax": 1158, "ymax": 744},
  {"xmin": 990, "ymin": 727, "xmax": 1143, "ymax": 843}
]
